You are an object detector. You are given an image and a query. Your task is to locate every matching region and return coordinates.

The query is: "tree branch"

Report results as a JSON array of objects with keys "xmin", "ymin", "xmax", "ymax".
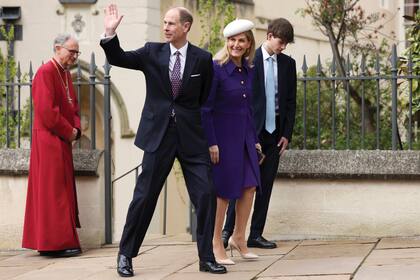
[
  {"xmin": 337, "ymin": 7, "xmax": 347, "ymax": 43},
  {"xmin": 344, "ymin": 0, "xmax": 359, "ymax": 12}
]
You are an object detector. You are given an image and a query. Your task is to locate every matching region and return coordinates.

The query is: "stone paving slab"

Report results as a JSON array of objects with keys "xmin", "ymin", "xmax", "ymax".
[
  {"xmin": 299, "ymin": 239, "xmax": 378, "ymax": 246},
  {"xmin": 179, "ymin": 254, "xmax": 281, "ymax": 273},
  {"xmin": 165, "ymin": 270, "xmax": 260, "ymax": 280},
  {"xmin": 82, "ymin": 245, "xmax": 155, "ymax": 258},
  {"xmin": 9, "ymin": 255, "xmax": 115, "ymax": 280},
  {"xmin": 83, "ymin": 269, "xmax": 125, "ymax": 280},
  {"xmin": 0, "ymin": 251, "xmax": 54, "ymax": 280},
  {"xmin": 3, "ymin": 238, "xmax": 420, "ymax": 279},
  {"xmin": 3, "ymin": 245, "xmax": 197, "ymax": 280},
  {"xmin": 257, "ymin": 276, "xmax": 351, "ymax": 280},
  {"xmin": 129, "ymin": 245, "xmax": 198, "ymax": 279},
  {"xmin": 0, "ymin": 252, "xmax": 21, "ymax": 257},
  {"xmin": 252, "ymin": 241, "xmax": 300, "ymax": 256},
  {"xmin": 259, "ymin": 257, "xmax": 365, "ymax": 277},
  {"xmin": 359, "ymin": 247, "xmax": 420, "ymax": 266},
  {"xmin": 283, "ymin": 243, "xmax": 374, "ymax": 260},
  {"xmin": 353, "ymin": 266, "xmax": 420, "ymax": 280},
  {"xmin": 142, "ymin": 233, "xmax": 193, "ymax": 246},
  {"xmin": 259, "ymin": 243, "xmax": 374, "ymax": 277},
  {"xmin": 0, "ymin": 251, "xmax": 55, "ymax": 267},
  {"xmin": 223, "ymin": 255, "xmax": 280, "ymax": 272},
  {"xmin": 376, "ymin": 237, "xmax": 420, "ymax": 249},
  {"xmin": 353, "ymin": 247, "xmax": 420, "ymax": 280},
  {"xmin": 0, "ymin": 266, "xmax": 36, "ymax": 280}
]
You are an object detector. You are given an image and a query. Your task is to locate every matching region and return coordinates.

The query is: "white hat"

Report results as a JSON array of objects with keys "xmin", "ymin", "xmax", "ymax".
[{"xmin": 223, "ymin": 19, "xmax": 254, "ymax": 38}]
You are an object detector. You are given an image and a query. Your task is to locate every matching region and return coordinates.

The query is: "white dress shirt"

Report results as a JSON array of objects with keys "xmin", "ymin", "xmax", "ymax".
[
  {"xmin": 261, "ymin": 44, "xmax": 278, "ymax": 95},
  {"xmin": 169, "ymin": 42, "xmax": 188, "ymax": 79},
  {"xmin": 100, "ymin": 32, "xmax": 116, "ymax": 43}
]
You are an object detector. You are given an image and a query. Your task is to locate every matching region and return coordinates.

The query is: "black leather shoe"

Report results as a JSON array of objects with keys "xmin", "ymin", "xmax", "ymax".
[
  {"xmin": 199, "ymin": 261, "xmax": 227, "ymax": 274},
  {"xmin": 39, "ymin": 248, "xmax": 82, "ymax": 257},
  {"xmin": 39, "ymin": 251, "xmax": 54, "ymax": 256},
  {"xmin": 247, "ymin": 236, "xmax": 277, "ymax": 249},
  {"xmin": 117, "ymin": 254, "xmax": 134, "ymax": 277},
  {"xmin": 58, "ymin": 248, "xmax": 82, "ymax": 257},
  {"xmin": 221, "ymin": 230, "xmax": 232, "ymax": 249}
]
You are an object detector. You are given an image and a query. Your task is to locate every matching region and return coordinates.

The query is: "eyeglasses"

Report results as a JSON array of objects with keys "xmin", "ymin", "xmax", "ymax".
[{"xmin": 61, "ymin": 46, "xmax": 81, "ymax": 56}]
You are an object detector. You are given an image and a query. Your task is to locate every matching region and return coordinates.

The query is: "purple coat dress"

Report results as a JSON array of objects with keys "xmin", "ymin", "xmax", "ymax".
[{"xmin": 202, "ymin": 59, "xmax": 261, "ymax": 199}]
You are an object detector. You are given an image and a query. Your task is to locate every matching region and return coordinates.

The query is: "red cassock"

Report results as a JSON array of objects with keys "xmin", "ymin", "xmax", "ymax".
[{"xmin": 22, "ymin": 59, "xmax": 81, "ymax": 251}]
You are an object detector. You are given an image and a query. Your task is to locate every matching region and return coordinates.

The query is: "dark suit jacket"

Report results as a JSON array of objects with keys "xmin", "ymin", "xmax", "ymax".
[
  {"xmin": 100, "ymin": 36, "xmax": 213, "ymax": 155},
  {"xmin": 252, "ymin": 47, "xmax": 297, "ymax": 142}
]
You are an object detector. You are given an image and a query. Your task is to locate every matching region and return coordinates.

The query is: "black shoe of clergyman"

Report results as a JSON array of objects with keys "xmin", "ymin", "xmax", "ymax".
[
  {"xmin": 39, "ymin": 248, "xmax": 82, "ymax": 257},
  {"xmin": 247, "ymin": 236, "xmax": 277, "ymax": 249},
  {"xmin": 221, "ymin": 230, "xmax": 232, "ymax": 249},
  {"xmin": 117, "ymin": 254, "xmax": 134, "ymax": 277},
  {"xmin": 199, "ymin": 261, "xmax": 227, "ymax": 274}
]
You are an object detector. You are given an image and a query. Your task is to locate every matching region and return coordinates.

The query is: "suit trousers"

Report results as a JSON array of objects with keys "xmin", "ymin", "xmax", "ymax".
[
  {"xmin": 224, "ymin": 128, "xmax": 280, "ymax": 238},
  {"xmin": 119, "ymin": 120, "xmax": 217, "ymax": 262}
]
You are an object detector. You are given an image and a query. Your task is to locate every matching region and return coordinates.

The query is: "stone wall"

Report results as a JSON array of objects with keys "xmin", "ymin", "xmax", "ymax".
[
  {"xmin": 0, "ymin": 149, "xmax": 104, "ymax": 250},
  {"xmin": 1, "ymin": 149, "xmax": 419, "ymax": 250},
  {"xmin": 278, "ymin": 150, "xmax": 420, "ymax": 179},
  {"xmin": 264, "ymin": 150, "xmax": 420, "ymax": 240}
]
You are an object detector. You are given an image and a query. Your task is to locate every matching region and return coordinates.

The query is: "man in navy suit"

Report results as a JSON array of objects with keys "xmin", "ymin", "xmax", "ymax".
[
  {"xmin": 222, "ymin": 18, "xmax": 297, "ymax": 249},
  {"xmin": 100, "ymin": 4, "xmax": 226, "ymax": 277}
]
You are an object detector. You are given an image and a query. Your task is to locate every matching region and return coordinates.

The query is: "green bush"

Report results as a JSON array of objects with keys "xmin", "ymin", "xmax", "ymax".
[{"xmin": 0, "ymin": 25, "xmax": 31, "ymax": 148}]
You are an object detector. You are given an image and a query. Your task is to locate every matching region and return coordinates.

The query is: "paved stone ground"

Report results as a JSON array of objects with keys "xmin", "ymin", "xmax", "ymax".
[{"xmin": 2, "ymin": 234, "xmax": 420, "ymax": 280}]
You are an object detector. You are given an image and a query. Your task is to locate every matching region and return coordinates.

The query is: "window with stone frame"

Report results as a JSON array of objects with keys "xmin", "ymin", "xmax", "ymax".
[{"xmin": 405, "ymin": 0, "xmax": 419, "ymax": 19}]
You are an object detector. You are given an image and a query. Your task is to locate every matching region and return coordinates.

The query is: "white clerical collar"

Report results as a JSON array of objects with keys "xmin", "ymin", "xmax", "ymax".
[
  {"xmin": 52, "ymin": 57, "xmax": 67, "ymax": 71},
  {"xmin": 170, "ymin": 42, "xmax": 189, "ymax": 57},
  {"xmin": 262, "ymin": 44, "xmax": 277, "ymax": 62}
]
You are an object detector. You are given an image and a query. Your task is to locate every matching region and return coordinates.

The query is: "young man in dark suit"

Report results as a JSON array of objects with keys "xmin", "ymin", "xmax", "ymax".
[
  {"xmin": 100, "ymin": 4, "xmax": 226, "ymax": 277},
  {"xmin": 222, "ymin": 18, "xmax": 297, "ymax": 249}
]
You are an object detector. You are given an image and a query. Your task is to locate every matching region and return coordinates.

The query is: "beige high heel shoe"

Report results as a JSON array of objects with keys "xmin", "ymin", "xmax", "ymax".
[
  {"xmin": 215, "ymin": 258, "xmax": 235, "ymax": 265},
  {"xmin": 228, "ymin": 237, "xmax": 259, "ymax": 259},
  {"xmin": 214, "ymin": 243, "xmax": 235, "ymax": 265}
]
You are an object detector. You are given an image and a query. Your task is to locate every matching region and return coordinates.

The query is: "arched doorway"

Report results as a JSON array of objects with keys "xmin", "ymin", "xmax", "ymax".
[{"xmin": 70, "ymin": 59, "xmax": 135, "ymax": 150}]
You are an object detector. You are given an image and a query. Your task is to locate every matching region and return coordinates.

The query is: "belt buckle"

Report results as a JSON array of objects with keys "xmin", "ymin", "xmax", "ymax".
[{"xmin": 170, "ymin": 109, "xmax": 176, "ymax": 122}]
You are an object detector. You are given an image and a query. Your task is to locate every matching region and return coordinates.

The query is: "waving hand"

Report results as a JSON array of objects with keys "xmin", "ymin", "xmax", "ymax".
[{"xmin": 104, "ymin": 4, "xmax": 124, "ymax": 36}]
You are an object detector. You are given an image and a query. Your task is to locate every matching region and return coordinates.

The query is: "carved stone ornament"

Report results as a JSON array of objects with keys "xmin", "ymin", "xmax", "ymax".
[{"xmin": 71, "ymin": 13, "xmax": 86, "ymax": 34}]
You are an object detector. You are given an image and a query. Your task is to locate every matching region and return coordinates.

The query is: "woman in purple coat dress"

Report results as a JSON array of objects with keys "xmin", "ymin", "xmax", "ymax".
[{"xmin": 201, "ymin": 19, "xmax": 261, "ymax": 265}]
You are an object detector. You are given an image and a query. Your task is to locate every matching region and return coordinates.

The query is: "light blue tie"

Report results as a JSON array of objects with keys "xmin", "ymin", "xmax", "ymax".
[{"xmin": 265, "ymin": 57, "xmax": 276, "ymax": 133}]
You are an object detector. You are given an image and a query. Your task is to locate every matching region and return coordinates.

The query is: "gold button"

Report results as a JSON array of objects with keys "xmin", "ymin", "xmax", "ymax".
[{"xmin": 241, "ymin": 80, "xmax": 244, "ymax": 84}]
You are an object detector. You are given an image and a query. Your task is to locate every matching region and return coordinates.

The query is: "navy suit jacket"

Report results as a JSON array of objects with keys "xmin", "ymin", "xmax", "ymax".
[
  {"xmin": 100, "ymin": 36, "xmax": 213, "ymax": 155},
  {"xmin": 252, "ymin": 47, "xmax": 297, "ymax": 142}
]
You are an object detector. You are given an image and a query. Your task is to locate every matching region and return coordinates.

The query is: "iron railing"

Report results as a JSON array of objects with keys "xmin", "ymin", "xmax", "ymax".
[
  {"xmin": 0, "ymin": 54, "xmax": 109, "ymax": 150},
  {"xmin": 296, "ymin": 45, "xmax": 419, "ymax": 150},
  {"xmin": 111, "ymin": 164, "xmax": 170, "ymax": 239},
  {"xmin": 2, "ymin": 47, "xmax": 418, "ymax": 152}
]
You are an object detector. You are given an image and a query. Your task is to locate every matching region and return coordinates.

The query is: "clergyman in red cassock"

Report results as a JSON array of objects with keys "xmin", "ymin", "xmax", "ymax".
[{"xmin": 22, "ymin": 34, "xmax": 82, "ymax": 257}]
